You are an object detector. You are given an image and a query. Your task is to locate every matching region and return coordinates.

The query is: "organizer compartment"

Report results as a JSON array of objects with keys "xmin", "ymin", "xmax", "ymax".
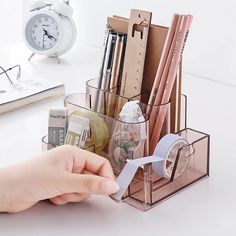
[
  {"xmin": 42, "ymin": 134, "xmax": 96, "ymax": 153},
  {"xmin": 86, "ymin": 78, "xmax": 174, "ymax": 145},
  {"xmin": 64, "ymin": 93, "xmax": 150, "ymax": 174},
  {"xmin": 123, "ymin": 128, "xmax": 210, "ymax": 211},
  {"xmin": 63, "ymin": 88, "xmax": 210, "ymax": 211}
]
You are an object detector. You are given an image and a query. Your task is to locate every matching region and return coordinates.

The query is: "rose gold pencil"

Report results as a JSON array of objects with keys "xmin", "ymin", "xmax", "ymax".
[
  {"xmin": 152, "ymin": 15, "xmax": 182, "ymax": 107},
  {"xmin": 149, "ymin": 15, "xmax": 183, "ymax": 138},
  {"xmin": 150, "ymin": 15, "xmax": 192, "ymax": 154},
  {"xmin": 148, "ymin": 14, "xmax": 181, "ymax": 138},
  {"xmin": 147, "ymin": 14, "xmax": 179, "ymax": 112}
]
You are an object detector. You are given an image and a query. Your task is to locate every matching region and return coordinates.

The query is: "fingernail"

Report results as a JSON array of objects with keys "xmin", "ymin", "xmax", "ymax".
[{"xmin": 100, "ymin": 181, "xmax": 120, "ymax": 195}]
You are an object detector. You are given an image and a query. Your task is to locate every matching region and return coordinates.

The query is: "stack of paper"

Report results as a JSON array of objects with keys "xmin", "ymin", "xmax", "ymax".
[{"xmin": 0, "ymin": 72, "xmax": 64, "ymax": 114}]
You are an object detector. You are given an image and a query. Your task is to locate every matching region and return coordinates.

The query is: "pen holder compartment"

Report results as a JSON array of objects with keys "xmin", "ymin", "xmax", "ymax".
[
  {"xmin": 64, "ymin": 93, "xmax": 151, "ymax": 174},
  {"xmin": 42, "ymin": 88, "xmax": 209, "ymax": 211},
  {"xmin": 123, "ymin": 128, "xmax": 210, "ymax": 211},
  {"xmin": 63, "ymin": 89, "xmax": 209, "ymax": 211},
  {"xmin": 86, "ymin": 78, "xmax": 130, "ymax": 118},
  {"xmin": 86, "ymin": 77, "xmax": 174, "ymax": 142}
]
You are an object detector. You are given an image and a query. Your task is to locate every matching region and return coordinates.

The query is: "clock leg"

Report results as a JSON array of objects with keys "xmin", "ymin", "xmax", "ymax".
[
  {"xmin": 28, "ymin": 53, "xmax": 35, "ymax": 62},
  {"xmin": 55, "ymin": 55, "xmax": 60, "ymax": 64}
]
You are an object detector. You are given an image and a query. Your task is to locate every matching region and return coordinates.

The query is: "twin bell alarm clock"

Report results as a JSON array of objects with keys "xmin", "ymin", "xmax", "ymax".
[{"xmin": 24, "ymin": 0, "xmax": 77, "ymax": 61}]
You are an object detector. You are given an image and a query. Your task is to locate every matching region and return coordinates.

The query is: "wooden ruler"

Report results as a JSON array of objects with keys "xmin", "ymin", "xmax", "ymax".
[{"xmin": 119, "ymin": 9, "xmax": 151, "ymax": 100}]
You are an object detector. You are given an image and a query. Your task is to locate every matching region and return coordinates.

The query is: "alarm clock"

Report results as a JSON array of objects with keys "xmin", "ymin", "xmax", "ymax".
[{"xmin": 24, "ymin": 0, "xmax": 77, "ymax": 61}]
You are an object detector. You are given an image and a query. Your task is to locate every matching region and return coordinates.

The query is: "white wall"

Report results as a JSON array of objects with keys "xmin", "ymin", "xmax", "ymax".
[
  {"xmin": 0, "ymin": 1, "xmax": 23, "ymax": 47},
  {"xmin": 21, "ymin": 0, "xmax": 236, "ymax": 86}
]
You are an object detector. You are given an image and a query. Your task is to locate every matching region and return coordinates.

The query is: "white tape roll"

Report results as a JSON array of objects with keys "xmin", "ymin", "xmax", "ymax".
[
  {"xmin": 111, "ymin": 134, "xmax": 190, "ymax": 201},
  {"xmin": 152, "ymin": 133, "xmax": 189, "ymax": 179}
]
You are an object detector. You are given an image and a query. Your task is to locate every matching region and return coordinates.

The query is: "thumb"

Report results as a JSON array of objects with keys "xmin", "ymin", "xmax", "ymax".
[{"xmin": 62, "ymin": 173, "xmax": 120, "ymax": 195}]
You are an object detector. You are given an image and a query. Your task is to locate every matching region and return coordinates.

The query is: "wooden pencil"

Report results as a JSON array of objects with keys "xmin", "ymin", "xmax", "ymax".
[
  {"xmin": 150, "ymin": 15, "xmax": 192, "ymax": 154},
  {"xmin": 148, "ymin": 14, "xmax": 181, "ymax": 138}
]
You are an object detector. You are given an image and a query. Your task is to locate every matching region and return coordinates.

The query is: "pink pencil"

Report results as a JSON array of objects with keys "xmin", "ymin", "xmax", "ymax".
[
  {"xmin": 180, "ymin": 15, "xmax": 193, "ymax": 59},
  {"xmin": 147, "ymin": 14, "xmax": 179, "ymax": 108},
  {"xmin": 148, "ymin": 15, "xmax": 182, "ymax": 138},
  {"xmin": 147, "ymin": 14, "xmax": 179, "ymax": 119},
  {"xmin": 150, "ymin": 15, "xmax": 193, "ymax": 154}
]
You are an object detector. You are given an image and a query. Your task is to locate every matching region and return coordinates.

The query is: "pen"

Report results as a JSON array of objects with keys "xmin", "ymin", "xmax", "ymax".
[
  {"xmin": 97, "ymin": 32, "xmax": 117, "ymax": 113},
  {"xmin": 94, "ymin": 27, "xmax": 112, "ymax": 111},
  {"xmin": 107, "ymin": 33, "xmax": 127, "ymax": 117}
]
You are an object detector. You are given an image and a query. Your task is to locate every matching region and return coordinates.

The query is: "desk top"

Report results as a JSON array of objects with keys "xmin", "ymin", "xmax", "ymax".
[{"xmin": 0, "ymin": 42, "xmax": 236, "ymax": 236}]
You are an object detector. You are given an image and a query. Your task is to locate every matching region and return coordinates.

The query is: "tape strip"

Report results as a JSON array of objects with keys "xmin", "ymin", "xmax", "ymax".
[
  {"xmin": 110, "ymin": 133, "xmax": 189, "ymax": 202},
  {"xmin": 110, "ymin": 155, "xmax": 160, "ymax": 201}
]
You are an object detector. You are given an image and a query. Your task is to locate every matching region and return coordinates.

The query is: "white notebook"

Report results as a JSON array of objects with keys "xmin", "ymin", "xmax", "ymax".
[{"xmin": 0, "ymin": 71, "xmax": 64, "ymax": 114}]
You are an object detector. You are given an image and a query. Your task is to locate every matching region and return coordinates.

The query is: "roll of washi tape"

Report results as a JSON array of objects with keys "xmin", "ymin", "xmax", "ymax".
[
  {"xmin": 70, "ymin": 110, "xmax": 108, "ymax": 150},
  {"xmin": 152, "ymin": 133, "xmax": 189, "ymax": 179},
  {"xmin": 110, "ymin": 133, "xmax": 190, "ymax": 202}
]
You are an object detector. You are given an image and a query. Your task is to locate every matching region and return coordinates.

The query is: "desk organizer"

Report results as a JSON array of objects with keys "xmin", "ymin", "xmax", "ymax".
[
  {"xmin": 63, "ymin": 83, "xmax": 210, "ymax": 211},
  {"xmin": 39, "ymin": 10, "xmax": 209, "ymax": 210}
]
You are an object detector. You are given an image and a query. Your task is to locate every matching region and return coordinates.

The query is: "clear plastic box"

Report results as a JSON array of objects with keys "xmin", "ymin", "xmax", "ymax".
[{"xmin": 62, "ymin": 88, "xmax": 210, "ymax": 211}]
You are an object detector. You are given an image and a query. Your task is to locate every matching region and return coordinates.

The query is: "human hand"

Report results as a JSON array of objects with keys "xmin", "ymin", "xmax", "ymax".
[{"xmin": 0, "ymin": 145, "xmax": 119, "ymax": 213}]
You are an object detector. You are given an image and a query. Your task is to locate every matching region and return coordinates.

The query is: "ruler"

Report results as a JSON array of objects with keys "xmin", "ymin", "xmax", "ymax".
[{"xmin": 119, "ymin": 9, "xmax": 151, "ymax": 99}]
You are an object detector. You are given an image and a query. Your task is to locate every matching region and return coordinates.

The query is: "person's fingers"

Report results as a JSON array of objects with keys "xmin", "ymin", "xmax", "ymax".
[
  {"xmin": 48, "ymin": 145, "xmax": 115, "ymax": 180},
  {"xmin": 80, "ymin": 170, "xmax": 95, "ymax": 176},
  {"xmin": 50, "ymin": 196, "xmax": 68, "ymax": 205},
  {"xmin": 50, "ymin": 193, "xmax": 90, "ymax": 205},
  {"xmin": 69, "ymin": 146, "xmax": 115, "ymax": 180},
  {"xmin": 61, "ymin": 173, "xmax": 119, "ymax": 195}
]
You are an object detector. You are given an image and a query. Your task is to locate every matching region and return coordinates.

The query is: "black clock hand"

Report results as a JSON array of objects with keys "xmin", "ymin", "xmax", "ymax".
[
  {"xmin": 43, "ymin": 34, "xmax": 46, "ymax": 48},
  {"xmin": 47, "ymin": 33, "xmax": 57, "ymax": 41},
  {"xmin": 43, "ymin": 28, "xmax": 57, "ymax": 42},
  {"xmin": 42, "ymin": 28, "xmax": 47, "ymax": 48},
  {"xmin": 43, "ymin": 28, "xmax": 47, "ymax": 35}
]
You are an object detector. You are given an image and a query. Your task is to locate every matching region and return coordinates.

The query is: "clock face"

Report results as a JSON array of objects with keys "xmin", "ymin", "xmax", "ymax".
[{"xmin": 25, "ymin": 14, "xmax": 60, "ymax": 51}]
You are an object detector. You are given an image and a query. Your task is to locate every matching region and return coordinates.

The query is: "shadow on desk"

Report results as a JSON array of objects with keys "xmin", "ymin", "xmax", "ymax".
[{"xmin": 0, "ymin": 195, "xmax": 138, "ymax": 235}]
